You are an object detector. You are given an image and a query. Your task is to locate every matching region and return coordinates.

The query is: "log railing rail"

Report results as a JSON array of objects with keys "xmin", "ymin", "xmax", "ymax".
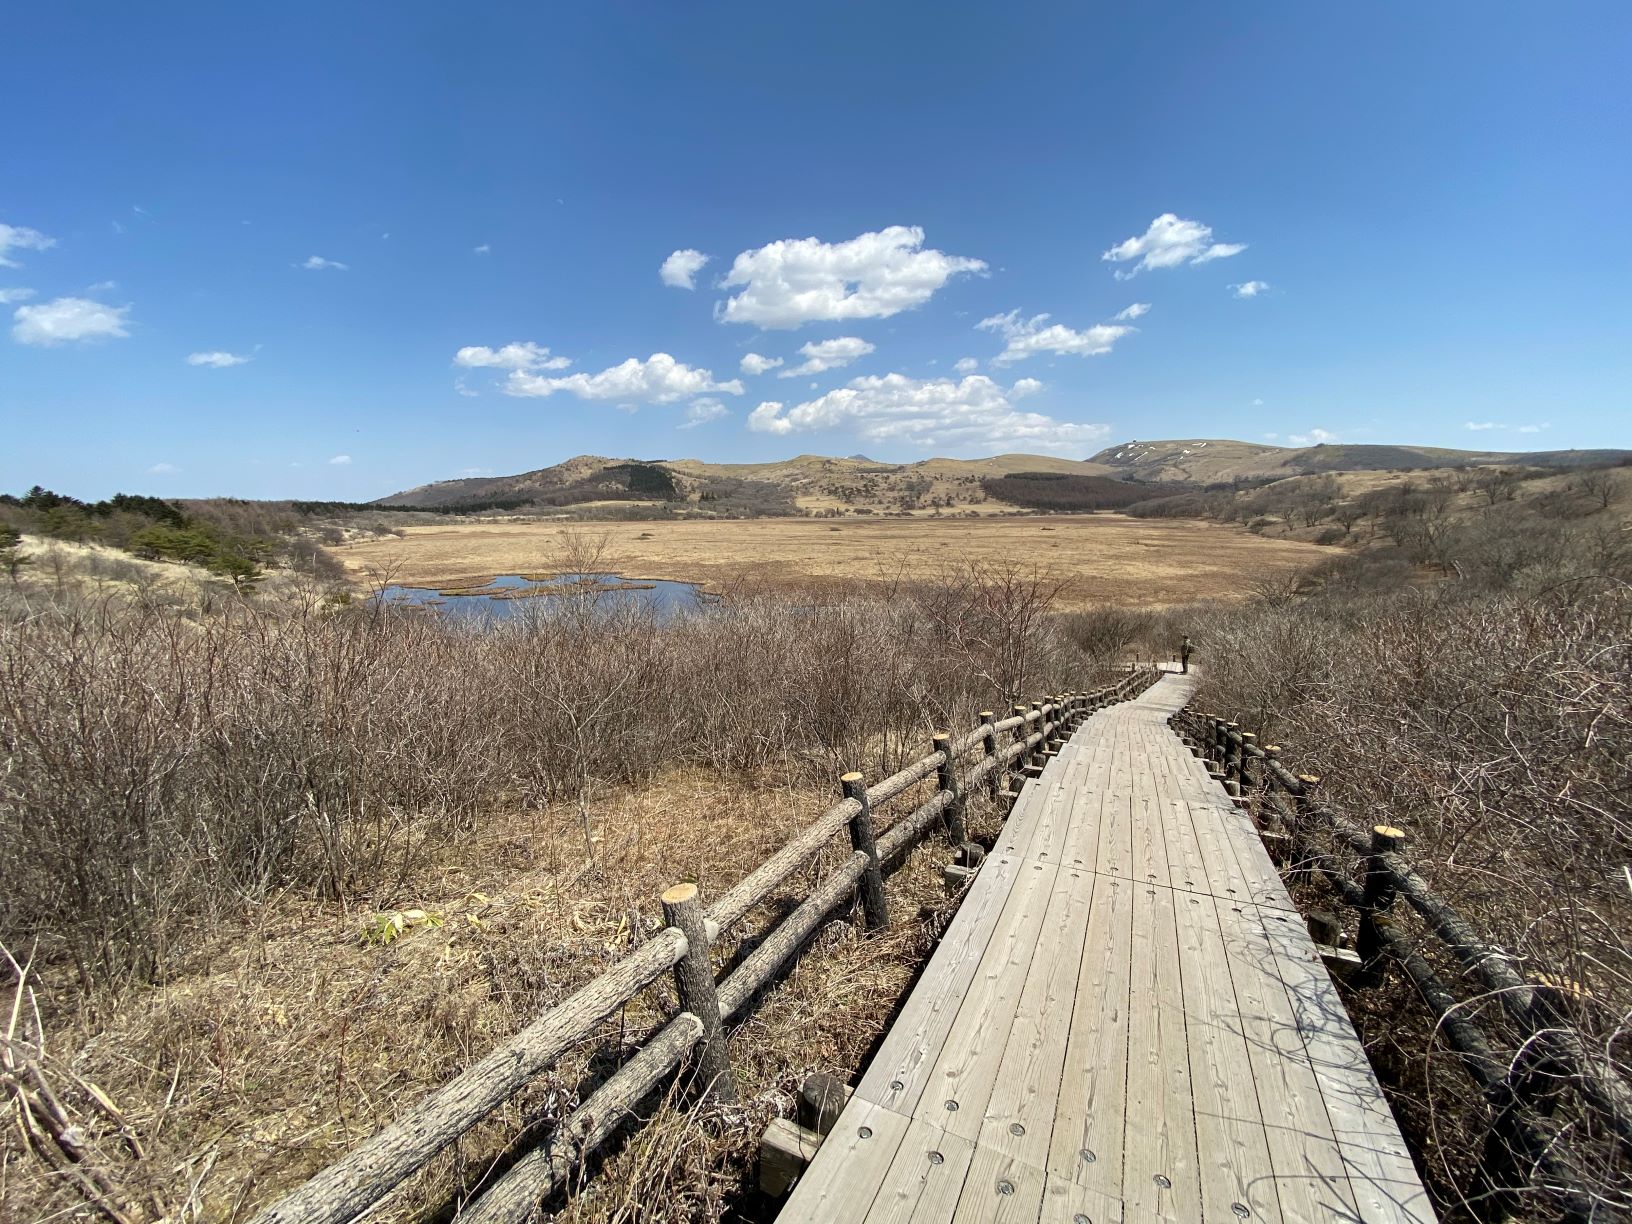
[
  {"xmin": 253, "ymin": 667, "xmax": 1160, "ymax": 1224},
  {"xmin": 1169, "ymin": 704, "xmax": 1632, "ymax": 1223}
]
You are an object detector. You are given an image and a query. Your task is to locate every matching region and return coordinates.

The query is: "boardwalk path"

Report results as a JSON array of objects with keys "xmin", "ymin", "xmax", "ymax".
[{"xmin": 779, "ymin": 672, "xmax": 1436, "ymax": 1223}]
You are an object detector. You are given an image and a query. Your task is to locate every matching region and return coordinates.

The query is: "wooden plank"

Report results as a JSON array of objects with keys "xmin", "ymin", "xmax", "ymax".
[
  {"xmin": 1041, "ymin": 1173, "xmax": 1130, "ymax": 1224},
  {"xmin": 976, "ymin": 866, "xmax": 1098, "ymax": 1173},
  {"xmin": 1172, "ymin": 889, "xmax": 1281, "ymax": 1221},
  {"xmin": 1259, "ymin": 909, "xmax": 1438, "ymax": 1222},
  {"xmin": 950, "ymin": 1143, "xmax": 1047, "ymax": 1224},
  {"xmin": 1120, "ymin": 880, "xmax": 1201, "ymax": 1221},
  {"xmin": 777, "ymin": 1100, "xmax": 911, "ymax": 1222},
  {"xmin": 865, "ymin": 1118, "xmax": 978, "ymax": 1224},
  {"xmin": 1047, "ymin": 873, "xmax": 1132, "ymax": 1206},
  {"xmin": 917, "ymin": 859, "xmax": 1060, "ymax": 1137},
  {"xmin": 1214, "ymin": 898, "xmax": 1361, "ymax": 1219},
  {"xmin": 855, "ymin": 854, "xmax": 1025, "ymax": 1116}
]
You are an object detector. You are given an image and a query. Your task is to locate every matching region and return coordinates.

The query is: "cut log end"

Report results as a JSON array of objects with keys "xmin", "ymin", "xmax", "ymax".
[
  {"xmin": 839, "ymin": 770, "xmax": 863, "ymax": 784},
  {"xmin": 661, "ymin": 882, "xmax": 699, "ymax": 906}
]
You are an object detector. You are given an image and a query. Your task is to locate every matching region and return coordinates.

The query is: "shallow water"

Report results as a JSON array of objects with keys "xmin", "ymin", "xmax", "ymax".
[{"xmin": 377, "ymin": 573, "xmax": 711, "ymax": 621}]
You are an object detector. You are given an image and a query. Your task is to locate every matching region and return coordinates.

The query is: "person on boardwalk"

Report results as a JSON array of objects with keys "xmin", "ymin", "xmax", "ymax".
[{"xmin": 1181, "ymin": 634, "xmax": 1194, "ymax": 674}]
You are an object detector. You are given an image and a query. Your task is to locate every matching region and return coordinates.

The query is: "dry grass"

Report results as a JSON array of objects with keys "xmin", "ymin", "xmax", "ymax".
[
  {"xmin": 1, "ymin": 764, "xmax": 999, "ymax": 1223},
  {"xmin": 339, "ymin": 514, "xmax": 1324, "ymax": 609}
]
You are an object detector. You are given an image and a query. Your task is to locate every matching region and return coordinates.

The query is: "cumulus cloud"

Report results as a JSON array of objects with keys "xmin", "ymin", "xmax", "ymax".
[
  {"xmin": 186, "ymin": 350, "xmax": 251, "ymax": 367},
  {"xmin": 301, "ymin": 255, "xmax": 348, "ymax": 271},
  {"xmin": 474, "ymin": 243, "xmax": 491, "ymax": 255},
  {"xmin": 1464, "ymin": 420, "xmax": 1502, "ymax": 431},
  {"xmin": 1231, "ymin": 281, "xmax": 1270, "ymax": 298},
  {"xmin": 0, "ymin": 288, "xmax": 35, "ymax": 304},
  {"xmin": 740, "ymin": 352, "xmax": 783, "ymax": 375},
  {"xmin": 328, "ymin": 454, "xmax": 352, "ymax": 465},
  {"xmin": 679, "ymin": 398, "xmax": 728, "ymax": 429},
  {"xmin": 505, "ymin": 352, "xmax": 744, "ymax": 403},
  {"xmin": 660, "ymin": 248, "xmax": 711, "ymax": 289},
  {"xmin": 744, "ymin": 372, "xmax": 1109, "ymax": 456},
  {"xmin": 717, "ymin": 225, "xmax": 985, "ymax": 328},
  {"xmin": 976, "ymin": 310, "xmax": 1133, "ymax": 366},
  {"xmin": 953, "ymin": 357, "xmax": 979, "ymax": 374},
  {"xmin": 147, "ymin": 462, "xmax": 179, "ymax": 476},
  {"xmin": 1113, "ymin": 302, "xmax": 1150, "ymax": 321},
  {"xmin": 13, "ymin": 297, "xmax": 131, "ymax": 345},
  {"xmin": 1287, "ymin": 428, "xmax": 1338, "ymax": 446},
  {"xmin": 0, "ymin": 223, "xmax": 55, "ymax": 268},
  {"xmin": 779, "ymin": 335, "xmax": 874, "ymax": 378},
  {"xmin": 454, "ymin": 341, "xmax": 571, "ymax": 371},
  {"xmin": 1102, "ymin": 214, "xmax": 1245, "ymax": 279},
  {"xmin": 1011, "ymin": 377, "xmax": 1044, "ymax": 398}
]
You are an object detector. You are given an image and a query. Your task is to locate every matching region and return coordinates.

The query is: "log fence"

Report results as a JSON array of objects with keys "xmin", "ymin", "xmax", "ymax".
[
  {"xmin": 252, "ymin": 667, "xmax": 1159, "ymax": 1224},
  {"xmin": 1169, "ymin": 704, "xmax": 1632, "ymax": 1222}
]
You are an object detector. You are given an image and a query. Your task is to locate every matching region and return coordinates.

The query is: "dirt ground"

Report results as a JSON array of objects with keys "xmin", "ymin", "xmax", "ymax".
[{"xmin": 339, "ymin": 514, "xmax": 1327, "ymax": 608}]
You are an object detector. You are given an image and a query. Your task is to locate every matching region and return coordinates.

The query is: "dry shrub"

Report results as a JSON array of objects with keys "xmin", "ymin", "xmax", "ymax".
[{"xmin": 1194, "ymin": 566, "xmax": 1631, "ymax": 1217}]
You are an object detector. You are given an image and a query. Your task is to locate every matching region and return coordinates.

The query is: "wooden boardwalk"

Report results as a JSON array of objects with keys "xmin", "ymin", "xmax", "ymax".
[{"xmin": 779, "ymin": 672, "xmax": 1437, "ymax": 1223}]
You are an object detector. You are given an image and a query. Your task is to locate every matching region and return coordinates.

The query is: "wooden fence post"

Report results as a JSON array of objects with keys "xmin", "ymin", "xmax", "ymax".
[
  {"xmin": 1029, "ymin": 700, "xmax": 1043, "ymax": 767},
  {"xmin": 660, "ymin": 883, "xmax": 738, "ymax": 1104},
  {"xmin": 932, "ymin": 733, "xmax": 966, "ymax": 844},
  {"xmin": 1009, "ymin": 704, "xmax": 1029, "ymax": 798},
  {"xmin": 978, "ymin": 711, "xmax": 999, "ymax": 803},
  {"xmin": 1238, "ymin": 731, "xmax": 1258, "ymax": 790},
  {"xmin": 1288, "ymin": 775, "xmax": 1322, "ymax": 892},
  {"xmin": 840, "ymin": 772, "xmax": 888, "ymax": 932},
  {"xmin": 1224, "ymin": 723, "xmax": 1243, "ymax": 796},
  {"xmin": 1356, "ymin": 824, "xmax": 1403, "ymax": 988}
]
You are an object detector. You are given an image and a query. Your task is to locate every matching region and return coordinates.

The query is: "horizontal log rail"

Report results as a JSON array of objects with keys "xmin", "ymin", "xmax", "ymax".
[
  {"xmin": 253, "ymin": 666, "xmax": 1160, "ymax": 1224},
  {"xmin": 1168, "ymin": 703, "xmax": 1632, "ymax": 1222}
]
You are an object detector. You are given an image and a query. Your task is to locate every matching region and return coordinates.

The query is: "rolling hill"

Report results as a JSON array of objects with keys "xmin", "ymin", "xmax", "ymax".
[{"xmin": 374, "ymin": 442, "xmax": 1629, "ymax": 515}]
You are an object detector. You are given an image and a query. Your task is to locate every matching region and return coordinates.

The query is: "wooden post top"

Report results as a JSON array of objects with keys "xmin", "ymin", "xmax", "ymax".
[
  {"xmin": 662, "ymin": 882, "xmax": 699, "ymax": 906},
  {"xmin": 931, "ymin": 732, "xmax": 950, "ymax": 744},
  {"xmin": 840, "ymin": 770, "xmax": 864, "ymax": 784},
  {"xmin": 978, "ymin": 710, "xmax": 994, "ymax": 720},
  {"xmin": 1299, "ymin": 773, "xmax": 1322, "ymax": 786},
  {"xmin": 1372, "ymin": 825, "xmax": 1405, "ymax": 848}
]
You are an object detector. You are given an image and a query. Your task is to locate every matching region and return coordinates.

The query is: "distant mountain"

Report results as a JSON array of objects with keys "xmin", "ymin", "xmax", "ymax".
[
  {"xmin": 1089, "ymin": 439, "xmax": 1630, "ymax": 485},
  {"xmin": 375, "ymin": 442, "xmax": 1629, "ymax": 514}
]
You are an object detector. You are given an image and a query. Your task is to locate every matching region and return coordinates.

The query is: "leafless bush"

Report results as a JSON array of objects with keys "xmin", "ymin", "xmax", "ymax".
[
  {"xmin": 0, "ymin": 568, "xmax": 1103, "ymax": 997},
  {"xmin": 1193, "ymin": 567, "xmax": 1632, "ymax": 1216}
]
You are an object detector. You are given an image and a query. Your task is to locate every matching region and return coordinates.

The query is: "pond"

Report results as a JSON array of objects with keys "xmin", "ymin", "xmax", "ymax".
[{"xmin": 376, "ymin": 573, "xmax": 713, "ymax": 621}]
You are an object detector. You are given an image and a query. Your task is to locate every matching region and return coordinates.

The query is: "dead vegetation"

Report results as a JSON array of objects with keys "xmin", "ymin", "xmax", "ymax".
[{"xmin": 0, "ymin": 557, "xmax": 1108, "ymax": 1221}]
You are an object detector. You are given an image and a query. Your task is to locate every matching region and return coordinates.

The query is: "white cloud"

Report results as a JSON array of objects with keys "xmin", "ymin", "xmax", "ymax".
[
  {"xmin": 1114, "ymin": 302, "xmax": 1150, "ymax": 321},
  {"xmin": 976, "ymin": 309, "xmax": 1133, "ymax": 366},
  {"xmin": 0, "ymin": 288, "xmax": 35, "ymax": 304},
  {"xmin": 1287, "ymin": 428, "xmax": 1338, "ymax": 446},
  {"xmin": 1463, "ymin": 420, "xmax": 1502, "ymax": 431},
  {"xmin": 953, "ymin": 357, "xmax": 979, "ymax": 374},
  {"xmin": 147, "ymin": 462, "xmax": 179, "ymax": 476},
  {"xmin": 660, "ymin": 248, "xmax": 711, "ymax": 290},
  {"xmin": 505, "ymin": 352, "xmax": 744, "ymax": 403},
  {"xmin": 0, "ymin": 223, "xmax": 55, "ymax": 268},
  {"xmin": 474, "ymin": 243, "xmax": 491, "ymax": 255},
  {"xmin": 300, "ymin": 255, "xmax": 348, "ymax": 271},
  {"xmin": 1102, "ymin": 214, "xmax": 1245, "ymax": 279},
  {"xmin": 186, "ymin": 350, "xmax": 251, "ymax": 368},
  {"xmin": 328, "ymin": 454, "xmax": 352, "ymax": 465},
  {"xmin": 679, "ymin": 398, "xmax": 729, "ymax": 429},
  {"xmin": 12, "ymin": 297, "xmax": 132, "ymax": 345},
  {"xmin": 454, "ymin": 341, "xmax": 571, "ymax": 371},
  {"xmin": 717, "ymin": 225, "xmax": 985, "ymax": 328},
  {"xmin": 1231, "ymin": 281, "xmax": 1270, "ymax": 298},
  {"xmin": 744, "ymin": 372, "xmax": 1109, "ymax": 456},
  {"xmin": 1516, "ymin": 422, "xmax": 1550, "ymax": 434},
  {"xmin": 1252, "ymin": 398, "xmax": 1265, "ymax": 406},
  {"xmin": 1011, "ymin": 377, "xmax": 1044, "ymax": 399},
  {"xmin": 779, "ymin": 335, "xmax": 875, "ymax": 378},
  {"xmin": 740, "ymin": 352, "xmax": 784, "ymax": 375}
]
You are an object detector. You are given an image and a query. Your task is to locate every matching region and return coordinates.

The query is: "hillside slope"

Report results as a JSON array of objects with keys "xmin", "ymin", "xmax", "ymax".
[{"xmin": 1090, "ymin": 439, "xmax": 1629, "ymax": 484}]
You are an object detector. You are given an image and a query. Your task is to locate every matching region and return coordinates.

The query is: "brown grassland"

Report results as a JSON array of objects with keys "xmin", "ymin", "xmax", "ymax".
[{"xmin": 338, "ymin": 513, "xmax": 1326, "ymax": 607}]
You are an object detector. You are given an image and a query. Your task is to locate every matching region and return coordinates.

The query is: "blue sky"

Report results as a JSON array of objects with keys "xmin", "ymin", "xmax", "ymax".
[{"xmin": 3, "ymin": 3, "xmax": 1629, "ymax": 500}]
